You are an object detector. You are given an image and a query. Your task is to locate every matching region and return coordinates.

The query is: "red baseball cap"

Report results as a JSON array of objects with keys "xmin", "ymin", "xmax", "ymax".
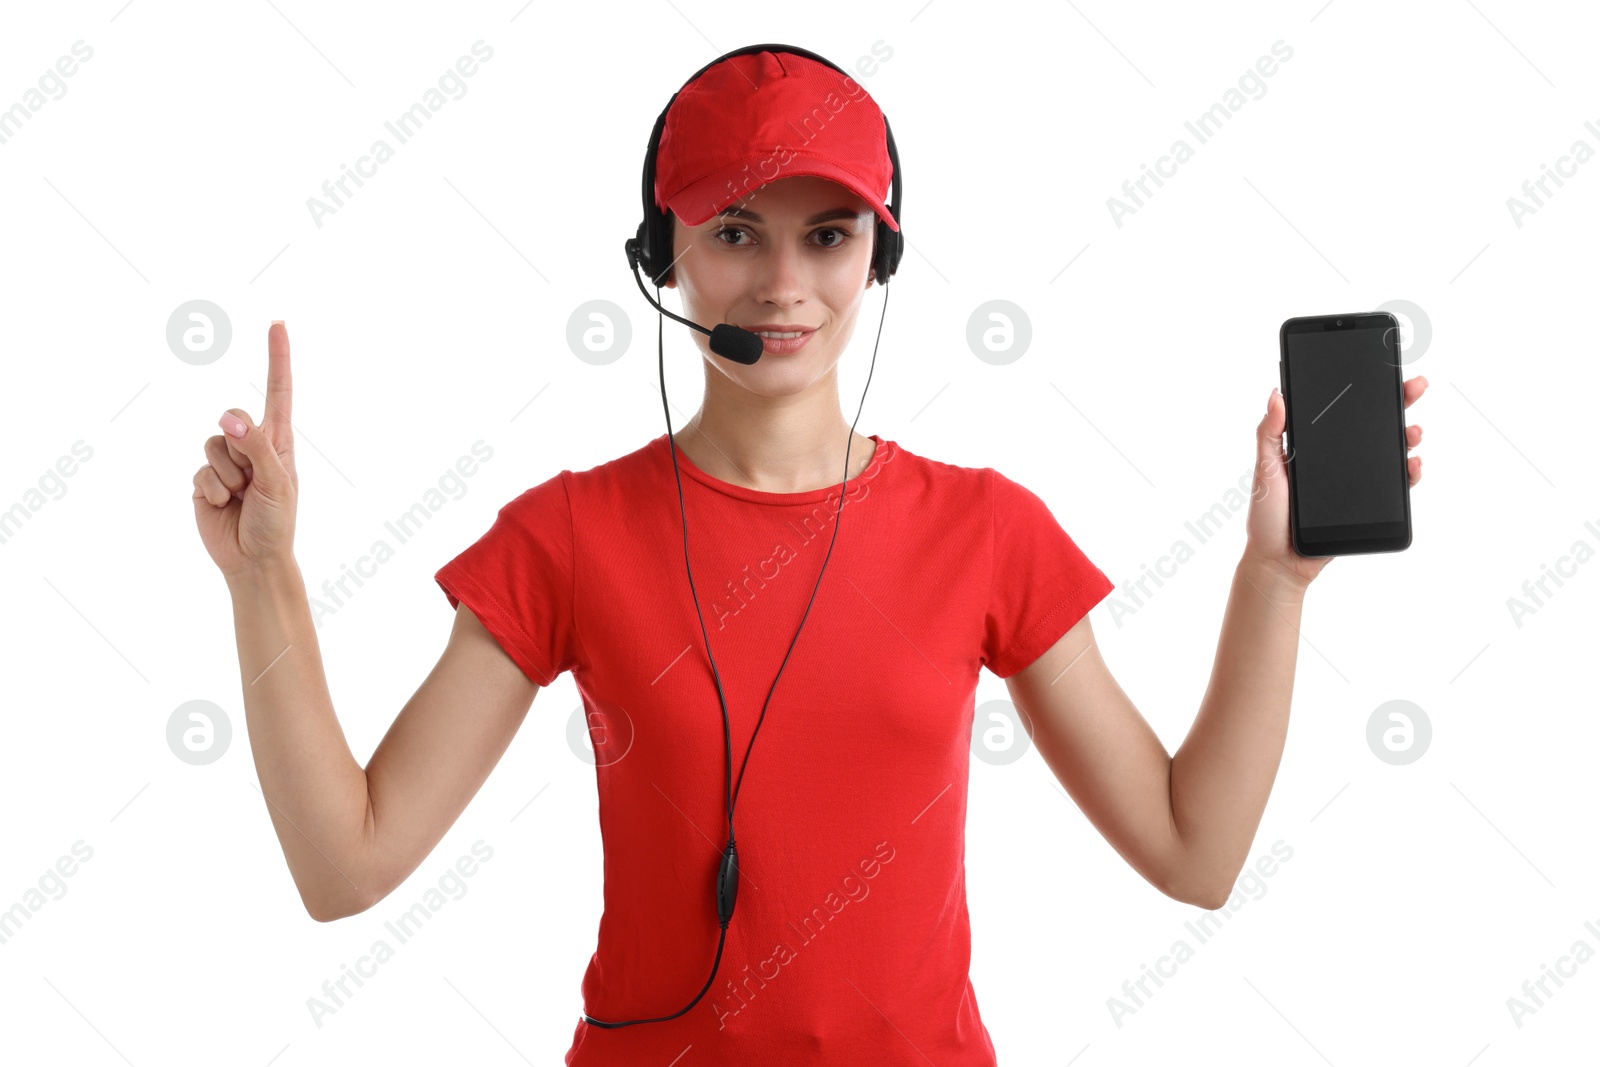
[{"xmin": 654, "ymin": 50, "xmax": 900, "ymax": 233}]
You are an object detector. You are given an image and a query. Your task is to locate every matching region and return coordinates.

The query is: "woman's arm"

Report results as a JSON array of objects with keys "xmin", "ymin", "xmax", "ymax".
[
  {"xmin": 228, "ymin": 562, "xmax": 540, "ymax": 921},
  {"xmin": 1004, "ymin": 555, "xmax": 1304, "ymax": 909},
  {"xmin": 197, "ymin": 324, "xmax": 543, "ymax": 922},
  {"xmin": 1004, "ymin": 378, "xmax": 1428, "ymax": 907},
  {"xmin": 1166, "ymin": 554, "xmax": 1308, "ymax": 905}
]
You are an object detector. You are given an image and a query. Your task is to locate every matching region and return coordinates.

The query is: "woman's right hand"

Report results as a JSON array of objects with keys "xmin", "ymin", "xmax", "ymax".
[{"xmin": 192, "ymin": 321, "xmax": 300, "ymax": 580}]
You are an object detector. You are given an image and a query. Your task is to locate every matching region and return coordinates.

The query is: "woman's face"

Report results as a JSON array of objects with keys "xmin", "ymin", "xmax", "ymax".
[{"xmin": 664, "ymin": 174, "xmax": 878, "ymax": 397}]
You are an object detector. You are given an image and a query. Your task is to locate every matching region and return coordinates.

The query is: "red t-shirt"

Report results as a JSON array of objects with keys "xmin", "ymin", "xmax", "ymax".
[{"xmin": 434, "ymin": 432, "xmax": 1113, "ymax": 1065}]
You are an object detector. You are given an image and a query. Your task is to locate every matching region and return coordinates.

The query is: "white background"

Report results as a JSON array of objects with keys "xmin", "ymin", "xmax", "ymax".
[{"xmin": 1, "ymin": 0, "xmax": 1595, "ymax": 1064}]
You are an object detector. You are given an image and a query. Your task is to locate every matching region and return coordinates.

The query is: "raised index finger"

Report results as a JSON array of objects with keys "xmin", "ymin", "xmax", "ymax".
[{"xmin": 264, "ymin": 320, "xmax": 293, "ymax": 444}]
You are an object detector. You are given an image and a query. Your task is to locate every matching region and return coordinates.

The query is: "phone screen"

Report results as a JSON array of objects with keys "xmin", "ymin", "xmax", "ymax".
[{"xmin": 1283, "ymin": 323, "xmax": 1407, "ymax": 531}]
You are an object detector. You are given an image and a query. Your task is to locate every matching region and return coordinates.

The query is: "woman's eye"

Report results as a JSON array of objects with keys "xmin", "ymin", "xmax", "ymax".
[{"xmin": 712, "ymin": 226, "xmax": 853, "ymax": 248}]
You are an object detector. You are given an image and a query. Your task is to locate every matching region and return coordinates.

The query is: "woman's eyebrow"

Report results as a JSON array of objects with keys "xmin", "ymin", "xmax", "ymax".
[{"xmin": 717, "ymin": 206, "xmax": 866, "ymax": 225}]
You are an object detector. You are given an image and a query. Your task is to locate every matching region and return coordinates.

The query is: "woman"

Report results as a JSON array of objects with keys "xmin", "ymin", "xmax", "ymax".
[{"xmin": 192, "ymin": 44, "xmax": 1428, "ymax": 1065}]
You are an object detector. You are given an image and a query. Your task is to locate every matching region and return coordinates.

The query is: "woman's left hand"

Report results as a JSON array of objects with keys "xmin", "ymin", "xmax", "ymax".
[{"xmin": 1243, "ymin": 375, "xmax": 1429, "ymax": 589}]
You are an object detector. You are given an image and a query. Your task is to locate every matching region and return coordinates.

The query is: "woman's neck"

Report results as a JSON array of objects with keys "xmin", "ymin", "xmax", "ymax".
[{"xmin": 671, "ymin": 413, "xmax": 875, "ymax": 494}]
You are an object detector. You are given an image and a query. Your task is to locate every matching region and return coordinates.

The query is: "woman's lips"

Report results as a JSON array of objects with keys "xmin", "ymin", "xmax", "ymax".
[{"xmin": 751, "ymin": 328, "xmax": 816, "ymax": 355}]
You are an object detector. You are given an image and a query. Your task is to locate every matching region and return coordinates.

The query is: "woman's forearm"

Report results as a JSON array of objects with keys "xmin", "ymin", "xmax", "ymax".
[
  {"xmin": 226, "ymin": 560, "xmax": 373, "ymax": 920},
  {"xmin": 1168, "ymin": 552, "xmax": 1310, "ymax": 906}
]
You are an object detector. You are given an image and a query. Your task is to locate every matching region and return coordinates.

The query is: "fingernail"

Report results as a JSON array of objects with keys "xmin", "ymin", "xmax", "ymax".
[
  {"xmin": 1268, "ymin": 388, "xmax": 1276, "ymax": 412},
  {"xmin": 219, "ymin": 412, "xmax": 247, "ymax": 438},
  {"xmin": 271, "ymin": 319, "xmax": 284, "ymax": 326}
]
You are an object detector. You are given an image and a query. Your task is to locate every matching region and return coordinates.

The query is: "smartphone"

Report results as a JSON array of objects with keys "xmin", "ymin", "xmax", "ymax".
[{"xmin": 1278, "ymin": 312, "xmax": 1413, "ymax": 557}]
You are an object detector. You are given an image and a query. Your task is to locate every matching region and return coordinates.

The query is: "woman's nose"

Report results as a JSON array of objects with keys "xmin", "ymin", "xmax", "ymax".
[{"xmin": 752, "ymin": 239, "xmax": 807, "ymax": 303}]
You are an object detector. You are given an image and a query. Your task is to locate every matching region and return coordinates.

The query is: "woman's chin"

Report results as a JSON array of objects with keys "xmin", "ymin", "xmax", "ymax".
[{"xmin": 714, "ymin": 348, "xmax": 838, "ymax": 392}]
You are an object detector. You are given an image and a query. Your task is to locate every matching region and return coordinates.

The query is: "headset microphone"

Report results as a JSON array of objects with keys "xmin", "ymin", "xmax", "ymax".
[{"xmin": 625, "ymin": 238, "xmax": 766, "ymax": 365}]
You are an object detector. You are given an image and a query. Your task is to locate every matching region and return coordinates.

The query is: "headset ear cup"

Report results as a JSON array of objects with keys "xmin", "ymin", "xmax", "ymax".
[
  {"xmin": 649, "ymin": 212, "xmax": 663, "ymax": 287},
  {"xmin": 633, "ymin": 219, "xmax": 652, "ymax": 278},
  {"xmin": 873, "ymin": 221, "xmax": 899, "ymax": 286},
  {"xmin": 650, "ymin": 208, "xmax": 674, "ymax": 287}
]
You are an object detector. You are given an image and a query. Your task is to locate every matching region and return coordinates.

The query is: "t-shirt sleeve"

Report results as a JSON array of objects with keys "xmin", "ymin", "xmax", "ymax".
[
  {"xmin": 981, "ymin": 468, "xmax": 1115, "ymax": 679},
  {"xmin": 434, "ymin": 471, "xmax": 579, "ymax": 688}
]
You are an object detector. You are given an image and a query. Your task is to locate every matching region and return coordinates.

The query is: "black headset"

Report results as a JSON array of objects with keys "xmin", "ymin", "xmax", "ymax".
[
  {"xmin": 628, "ymin": 42, "xmax": 904, "ymax": 291},
  {"xmin": 589, "ymin": 42, "xmax": 901, "ymax": 1031}
]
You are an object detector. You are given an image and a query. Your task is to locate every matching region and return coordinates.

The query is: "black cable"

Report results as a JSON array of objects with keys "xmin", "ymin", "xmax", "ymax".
[{"xmin": 584, "ymin": 272, "xmax": 889, "ymax": 1028}]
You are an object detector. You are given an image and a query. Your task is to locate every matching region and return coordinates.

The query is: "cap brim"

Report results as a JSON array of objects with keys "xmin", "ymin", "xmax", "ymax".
[{"xmin": 666, "ymin": 155, "xmax": 900, "ymax": 233}]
